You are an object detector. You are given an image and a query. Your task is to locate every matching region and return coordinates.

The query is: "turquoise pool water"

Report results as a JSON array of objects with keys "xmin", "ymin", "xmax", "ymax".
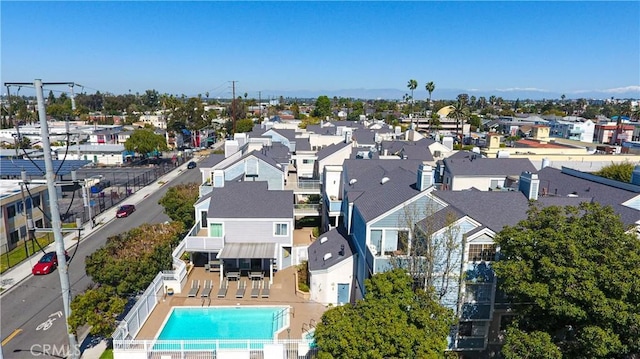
[{"xmin": 157, "ymin": 306, "xmax": 287, "ymax": 341}]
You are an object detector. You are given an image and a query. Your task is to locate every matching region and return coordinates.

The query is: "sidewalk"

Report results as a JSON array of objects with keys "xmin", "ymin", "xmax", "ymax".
[{"xmin": 0, "ymin": 158, "xmax": 198, "ymax": 296}]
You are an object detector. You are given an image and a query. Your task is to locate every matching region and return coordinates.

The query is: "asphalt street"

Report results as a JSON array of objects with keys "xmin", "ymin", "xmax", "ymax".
[{"xmin": 0, "ymin": 165, "xmax": 202, "ymax": 358}]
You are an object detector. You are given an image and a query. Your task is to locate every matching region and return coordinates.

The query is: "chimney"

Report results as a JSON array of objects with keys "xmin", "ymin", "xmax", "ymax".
[
  {"xmin": 224, "ymin": 140, "xmax": 239, "ymax": 158},
  {"xmin": 632, "ymin": 165, "xmax": 640, "ymax": 185},
  {"xmin": 417, "ymin": 162, "xmax": 433, "ymax": 191},
  {"xmin": 541, "ymin": 158, "xmax": 550, "ymax": 169},
  {"xmin": 518, "ymin": 172, "xmax": 540, "ymax": 200},
  {"xmin": 212, "ymin": 170, "xmax": 225, "ymax": 188}
]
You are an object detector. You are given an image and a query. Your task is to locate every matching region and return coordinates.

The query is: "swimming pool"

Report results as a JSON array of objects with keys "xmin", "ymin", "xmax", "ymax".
[{"xmin": 156, "ymin": 306, "xmax": 289, "ymax": 341}]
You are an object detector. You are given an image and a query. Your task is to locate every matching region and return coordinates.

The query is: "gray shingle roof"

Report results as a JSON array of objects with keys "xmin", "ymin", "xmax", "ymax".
[
  {"xmin": 305, "ymin": 125, "xmax": 337, "ymax": 135},
  {"xmin": 379, "ymin": 138, "xmax": 435, "ymax": 161},
  {"xmin": 200, "ymin": 154, "xmax": 226, "ymax": 168},
  {"xmin": 316, "ymin": 142, "xmax": 350, "ymax": 161},
  {"xmin": 444, "ymin": 156, "xmax": 536, "ymax": 176},
  {"xmin": 208, "ymin": 181, "xmax": 293, "ymax": 218},
  {"xmin": 343, "ymin": 160, "xmax": 424, "ymax": 222},
  {"xmin": 296, "ymin": 137, "xmax": 311, "ymax": 151},
  {"xmin": 537, "ymin": 166, "xmax": 640, "ymax": 226},
  {"xmin": 308, "ymin": 227, "xmax": 354, "ymax": 271},
  {"xmin": 433, "ymin": 189, "xmax": 587, "ymax": 233}
]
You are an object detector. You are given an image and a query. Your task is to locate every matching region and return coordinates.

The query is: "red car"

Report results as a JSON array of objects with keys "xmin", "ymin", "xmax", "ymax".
[
  {"xmin": 116, "ymin": 204, "xmax": 136, "ymax": 218},
  {"xmin": 32, "ymin": 251, "xmax": 69, "ymax": 275}
]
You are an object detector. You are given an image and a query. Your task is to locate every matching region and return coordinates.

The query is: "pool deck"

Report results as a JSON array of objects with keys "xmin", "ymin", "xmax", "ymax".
[{"xmin": 135, "ymin": 265, "xmax": 327, "ymax": 341}]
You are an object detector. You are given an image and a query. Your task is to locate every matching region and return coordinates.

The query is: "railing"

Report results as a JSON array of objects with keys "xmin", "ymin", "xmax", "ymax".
[
  {"xmin": 272, "ymin": 307, "xmax": 290, "ymax": 335},
  {"xmin": 293, "ymin": 204, "xmax": 321, "ymax": 214},
  {"xmin": 286, "ymin": 180, "xmax": 321, "ymax": 192},
  {"xmin": 113, "ymin": 339, "xmax": 318, "ymax": 358},
  {"xmin": 113, "ymin": 271, "xmax": 165, "ymax": 341},
  {"xmin": 185, "ymin": 236, "xmax": 224, "ymax": 251},
  {"xmin": 324, "ymin": 195, "xmax": 342, "ymax": 213}
]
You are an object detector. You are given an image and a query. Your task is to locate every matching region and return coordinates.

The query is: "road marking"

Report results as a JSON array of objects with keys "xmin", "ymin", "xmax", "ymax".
[
  {"xmin": 1, "ymin": 328, "xmax": 22, "ymax": 345},
  {"xmin": 50, "ymin": 311, "xmax": 62, "ymax": 318}
]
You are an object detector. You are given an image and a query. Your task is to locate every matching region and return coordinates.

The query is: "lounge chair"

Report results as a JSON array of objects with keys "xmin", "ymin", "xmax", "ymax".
[
  {"xmin": 235, "ymin": 280, "xmax": 246, "ymax": 298},
  {"xmin": 251, "ymin": 280, "xmax": 261, "ymax": 298},
  {"xmin": 187, "ymin": 280, "xmax": 200, "ymax": 297},
  {"xmin": 261, "ymin": 280, "xmax": 270, "ymax": 298},
  {"xmin": 217, "ymin": 279, "xmax": 228, "ymax": 298},
  {"xmin": 201, "ymin": 279, "xmax": 213, "ymax": 298}
]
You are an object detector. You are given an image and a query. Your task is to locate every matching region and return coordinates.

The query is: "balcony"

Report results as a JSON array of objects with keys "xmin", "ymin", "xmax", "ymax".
[
  {"xmin": 199, "ymin": 183, "xmax": 212, "ymax": 197},
  {"xmin": 285, "ymin": 180, "xmax": 321, "ymax": 194},
  {"xmin": 293, "ymin": 203, "xmax": 321, "ymax": 216},
  {"xmin": 184, "ymin": 225, "xmax": 224, "ymax": 251},
  {"xmin": 324, "ymin": 194, "xmax": 342, "ymax": 214}
]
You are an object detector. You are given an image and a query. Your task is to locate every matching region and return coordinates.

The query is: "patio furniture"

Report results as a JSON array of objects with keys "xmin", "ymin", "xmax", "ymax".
[
  {"xmin": 261, "ymin": 280, "xmax": 270, "ymax": 298},
  {"xmin": 249, "ymin": 271, "xmax": 264, "ymax": 280},
  {"xmin": 208, "ymin": 260, "xmax": 220, "ymax": 272},
  {"xmin": 251, "ymin": 280, "xmax": 261, "ymax": 298},
  {"xmin": 217, "ymin": 279, "xmax": 228, "ymax": 298},
  {"xmin": 187, "ymin": 280, "xmax": 200, "ymax": 297},
  {"xmin": 201, "ymin": 279, "xmax": 213, "ymax": 298},
  {"xmin": 235, "ymin": 280, "xmax": 247, "ymax": 298},
  {"xmin": 226, "ymin": 271, "xmax": 241, "ymax": 281}
]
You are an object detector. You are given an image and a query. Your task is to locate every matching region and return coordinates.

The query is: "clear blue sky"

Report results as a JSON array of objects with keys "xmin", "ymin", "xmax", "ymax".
[{"xmin": 2, "ymin": 1, "xmax": 639, "ymax": 100}]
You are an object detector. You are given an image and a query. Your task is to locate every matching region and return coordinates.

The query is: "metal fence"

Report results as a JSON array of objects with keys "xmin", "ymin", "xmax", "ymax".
[
  {"xmin": 59, "ymin": 161, "xmax": 182, "ymax": 225},
  {"xmin": 113, "ymin": 339, "xmax": 318, "ymax": 359}
]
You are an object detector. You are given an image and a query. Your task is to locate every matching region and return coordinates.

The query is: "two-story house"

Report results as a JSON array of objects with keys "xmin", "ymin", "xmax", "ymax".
[{"xmin": 187, "ymin": 180, "xmax": 294, "ymax": 282}]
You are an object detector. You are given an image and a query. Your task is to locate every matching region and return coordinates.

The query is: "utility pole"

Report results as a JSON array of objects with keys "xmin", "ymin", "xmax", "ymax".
[
  {"xmin": 231, "ymin": 80, "xmax": 237, "ymax": 134},
  {"xmin": 258, "ymin": 91, "xmax": 262, "ymax": 119},
  {"xmin": 34, "ymin": 79, "xmax": 80, "ymax": 359}
]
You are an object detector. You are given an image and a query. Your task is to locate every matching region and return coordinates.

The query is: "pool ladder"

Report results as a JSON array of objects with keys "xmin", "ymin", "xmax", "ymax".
[{"xmin": 201, "ymin": 297, "xmax": 211, "ymax": 307}]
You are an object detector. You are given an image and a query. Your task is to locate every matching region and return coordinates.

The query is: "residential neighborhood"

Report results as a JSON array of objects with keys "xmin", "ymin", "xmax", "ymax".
[{"xmin": 2, "ymin": 82, "xmax": 640, "ymax": 359}]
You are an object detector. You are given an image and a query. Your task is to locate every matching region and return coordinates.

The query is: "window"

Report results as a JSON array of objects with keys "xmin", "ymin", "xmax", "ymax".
[
  {"xmin": 302, "ymin": 159, "xmax": 314, "ymax": 164},
  {"xmin": 200, "ymin": 211, "xmax": 208, "ymax": 228},
  {"xmin": 209, "ymin": 223, "xmax": 223, "ymax": 237},
  {"xmin": 458, "ymin": 321, "xmax": 488, "ymax": 337},
  {"xmin": 274, "ymin": 223, "xmax": 288, "ymax": 236},
  {"xmin": 32, "ymin": 195, "xmax": 41, "ymax": 208},
  {"xmin": 468, "ymin": 244, "xmax": 497, "ymax": 262},
  {"xmin": 465, "ymin": 283, "xmax": 493, "ymax": 303},
  {"xmin": 7, "ymin": 205, "xmax": 16, "ymax": 219},
  {"xmin": 9, "ymin": 230, "xmax": 19, "ymax": 244},
  {"xmin": 17, "ymin": 202, "xmax": 24, "ymax": 214}
]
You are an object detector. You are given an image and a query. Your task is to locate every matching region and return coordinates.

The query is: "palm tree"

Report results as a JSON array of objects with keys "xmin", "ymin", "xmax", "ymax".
[
  {"xmin": 407, "ymin": 79, "xmax": 418, "ymax": 117},
  {"xmin": 449, "ymin": 96, "xmax": 469, "ymax": 144},
  {"xmin": 425, "ymin": 81, "xmax": 435, "ymax": 111}
]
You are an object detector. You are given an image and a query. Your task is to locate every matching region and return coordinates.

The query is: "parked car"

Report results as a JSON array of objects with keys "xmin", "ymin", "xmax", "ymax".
[
  {"xmin": 187, "ymin": 161, "xmax": 197, "ymax": 169},
  {"xmin": 32, "ymin": 251, "xmax": 69, "ymax": 275},
  {"xmin": 116, "ymin": 204, "xmax": 136, "ymax": 218}
]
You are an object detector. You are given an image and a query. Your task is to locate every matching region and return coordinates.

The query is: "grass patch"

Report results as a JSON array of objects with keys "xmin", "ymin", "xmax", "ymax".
[
  {"xmin": 99, "ymin": 348, "xmax": 113, "ymax": 359},
  {"xmin": 0, "ymin": 233, "xmax": 54, "ymax": 274}
]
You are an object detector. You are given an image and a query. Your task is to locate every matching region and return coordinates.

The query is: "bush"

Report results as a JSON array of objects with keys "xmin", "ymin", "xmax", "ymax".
[{"xmin": 298, "ymin": 282, "xmax": 310, "ymax": 292}]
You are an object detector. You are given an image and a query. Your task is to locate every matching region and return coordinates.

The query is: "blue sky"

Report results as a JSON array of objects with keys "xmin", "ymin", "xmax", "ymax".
[{"xmin": 2, "ymin": 1, "xmax": 639, "ymax": 100}]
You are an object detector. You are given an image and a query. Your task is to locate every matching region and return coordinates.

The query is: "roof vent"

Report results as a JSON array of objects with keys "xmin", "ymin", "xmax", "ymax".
[
  {"xmin": 381, "ymin": 177, "xmax": 390, "ymax": 185},
  {"xmin": 323, "ymin": 253, "xmax": 332, "ymax": 261},
  {"xmin": 320, "ymin": 237, "xmax": 328, "ymax": 244},
  {"xmin": 349, "ymin": 178, "xmax": 358, "ymax": 185}
]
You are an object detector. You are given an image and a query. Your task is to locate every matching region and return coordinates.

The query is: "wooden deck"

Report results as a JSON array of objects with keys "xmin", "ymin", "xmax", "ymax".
[{"xmin": 135, "ymin": 266, "xmax": 326, "ymax": 340}]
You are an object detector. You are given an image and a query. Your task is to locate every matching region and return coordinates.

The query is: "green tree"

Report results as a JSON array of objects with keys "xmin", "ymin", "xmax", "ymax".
[
  {"xmin": 594, "ymin": 161, "xmax": 635, "ymax": 183},
  {"xmin": 425, "ymin": 81, "xmax": 435, "ymax": 111},
  {"xmin": 68, "ymin": 285, "xmax": 126, "ymax": 337},
  {"xmin": 313, "ymin": 95, "xmax": 332, "ymax": 118},
  {"xmin": 124, "ymin": 129, "xmax": 168, "ymax": 156},
  {"xmin": 235, "ymin": 118, "xmax": 254, "ymax": 133},
  {"xmin": 158, "ymin": 183, "xmax": 199, "ymax": 229},
  {"xmin": 85, "ymin": 222, "xmax": 184, "ymax": 294},
  {"xmin": 407, "ymin": 79, "xmax": 418, "ymax": 116},
  {"xmin": 449, "ymin": 96, "xmax": 469, "ymax": 141},
  {"xmin": 493, "ymin": 203, "xmax": 640, "ymax": 358},
  {"xmin": 315, "ymin": 268, "xmax": 454, "ymax": 359},
  {"xmin": 501, "ymin": 327, "xmax": 562, "ymax": 359}
]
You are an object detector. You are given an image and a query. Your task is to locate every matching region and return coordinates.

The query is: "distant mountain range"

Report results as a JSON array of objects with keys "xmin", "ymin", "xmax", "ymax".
[{"xmin": 258, "ymin": 86, "xmax": 640, "ymax": 101}]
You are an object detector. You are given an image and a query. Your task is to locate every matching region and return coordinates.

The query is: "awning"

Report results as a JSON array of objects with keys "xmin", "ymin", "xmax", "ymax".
[{"xmin": 218, "ymin": 243, "xmax": 277, "ymax": 259}]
